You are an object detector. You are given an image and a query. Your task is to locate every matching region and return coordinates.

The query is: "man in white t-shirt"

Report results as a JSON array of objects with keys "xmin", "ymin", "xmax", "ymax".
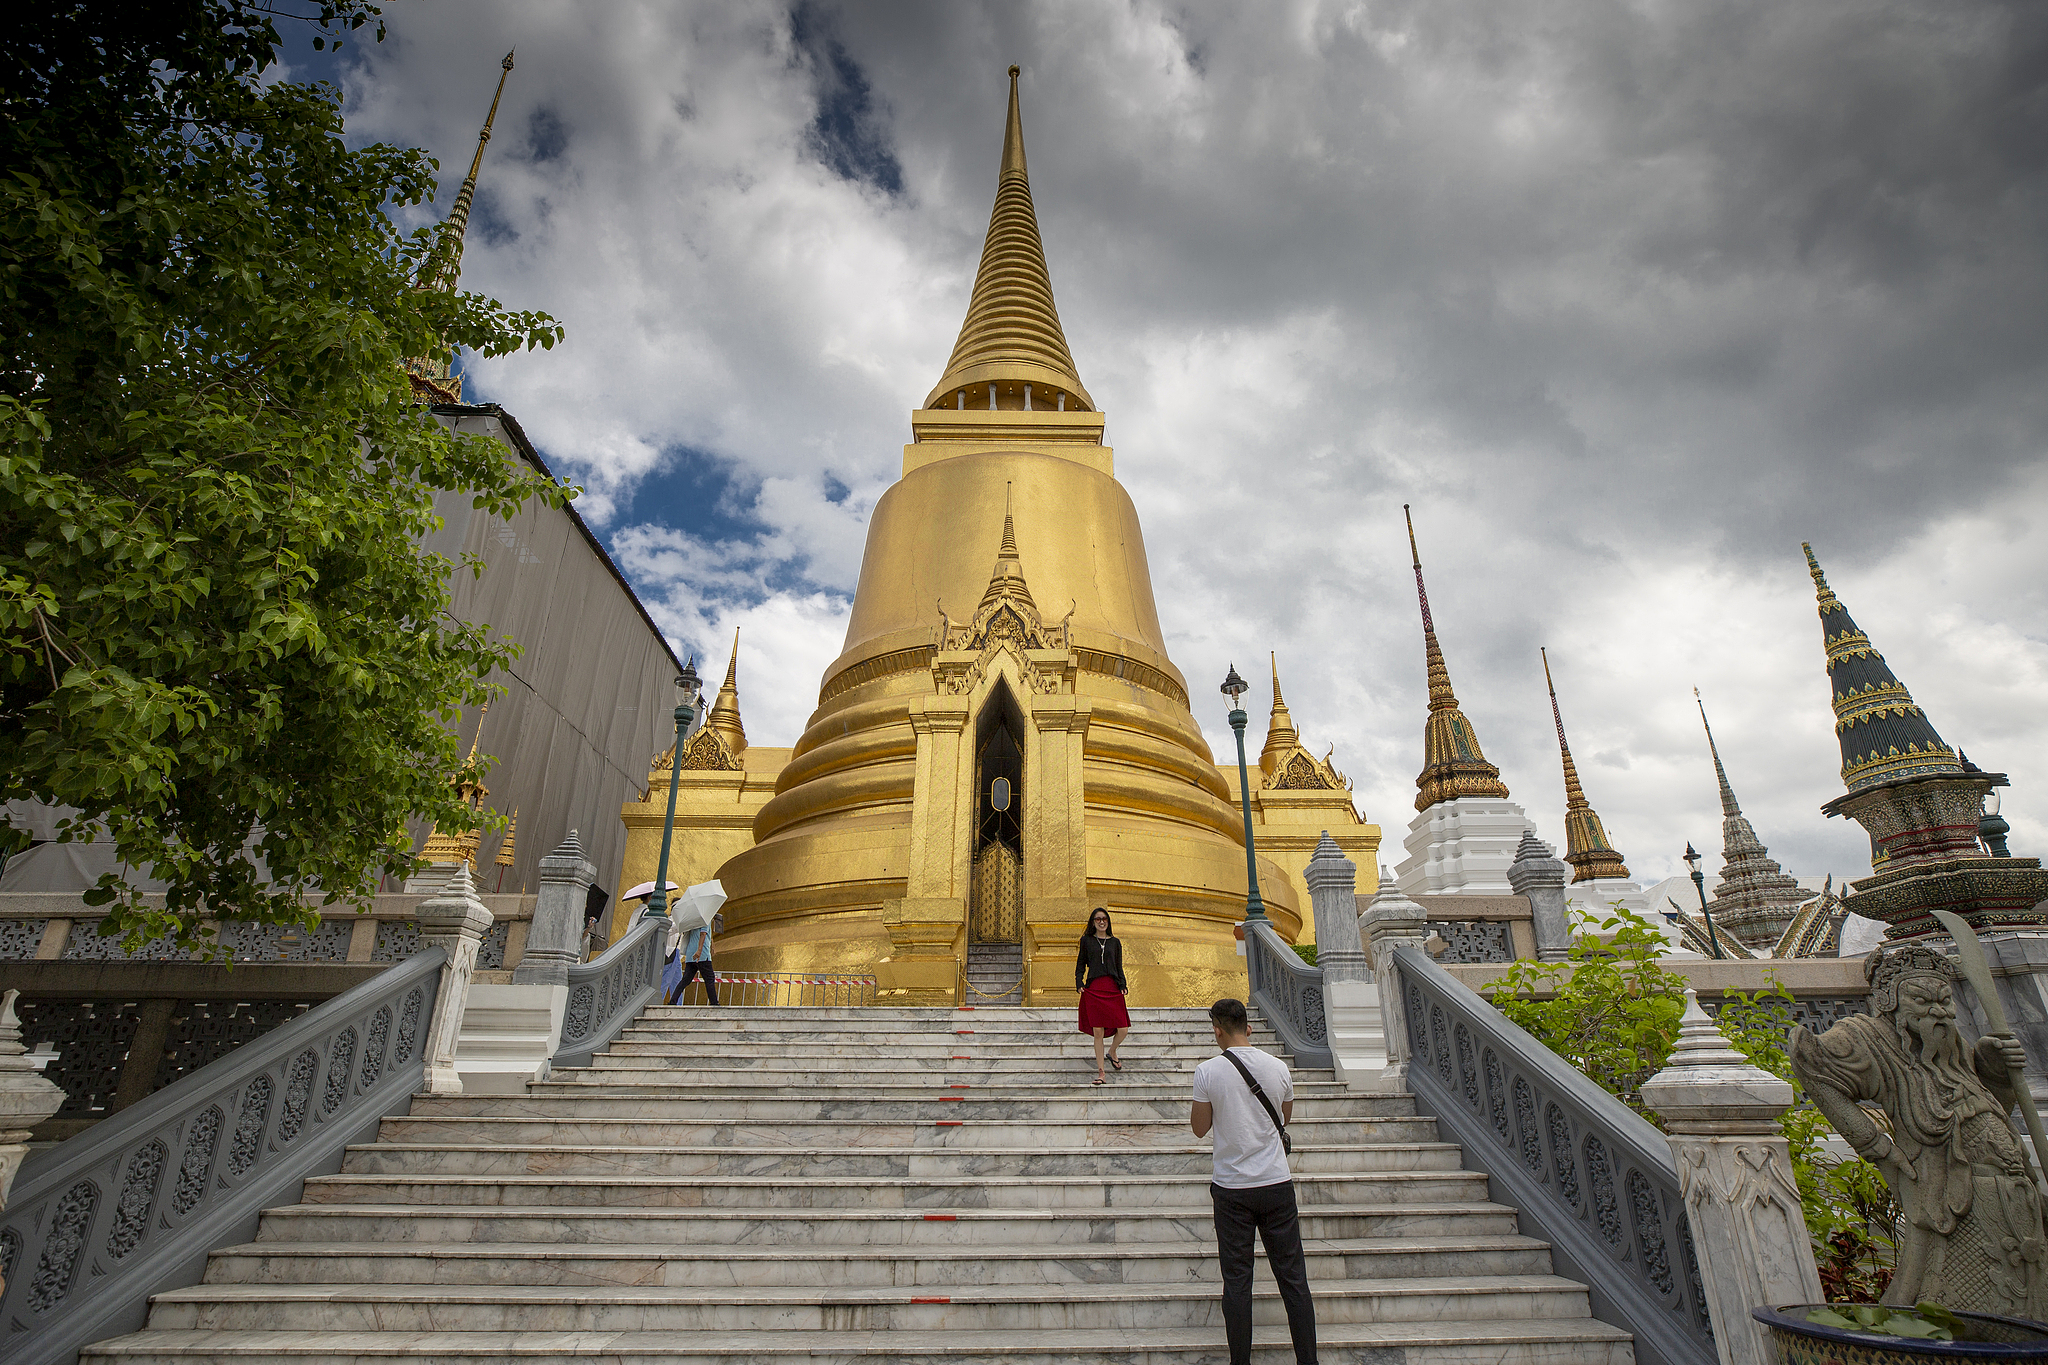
[{"xmin": 1190, "ymin": 997, "xmax": 1317, "ymax": 1365}]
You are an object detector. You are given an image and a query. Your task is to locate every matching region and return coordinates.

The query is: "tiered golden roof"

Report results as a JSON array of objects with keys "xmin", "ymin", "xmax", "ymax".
[
  {"xmin": 1541, "ymin": 649, "xmax": 1631, "ymax": 884},
  {"xmin": 1404, "ymin": 506, "xmax": 1509, "ymax": 811},
  {"xmin": 404, "ymin": 51, "xmax": 514, "ymax": 404},
  {"xmin": 923, "ymin": 67, "xmax": 1093, "ymax": 414},
  {"xmin": 421, "ymin": 705, "xmax": 491, "ymax": 865},
  {"xmin": 1259, "ymin": 656, "xmax": 1347, "ymax": 792},
  {"xmin": 704, "ymin": 631, "xmax": 748, "ymax": 759}
]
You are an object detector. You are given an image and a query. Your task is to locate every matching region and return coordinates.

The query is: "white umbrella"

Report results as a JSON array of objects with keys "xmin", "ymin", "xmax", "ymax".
[
  {"xmin": 621, "ymin": 880, "xmax": 680, "ymax": 902},
  {"xmin": 673, "ymin": 880, "xmax": 727, "ymax": 932}
]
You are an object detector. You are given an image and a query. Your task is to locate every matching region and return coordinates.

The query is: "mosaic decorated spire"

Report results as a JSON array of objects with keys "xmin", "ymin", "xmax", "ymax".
[
  {"xmin": 705, "ymin": 629, "xmax": 748, "ymax": 758},
  {"xmin": 1803, "ymin": 543, "xmax": 1960, "ymax": 793},
  {"xmin": 924, "ymin": 66, "xmax": 1093, "ymax": 412},
  {"xmin": 405, "ymin": 51, "xmax": 515, "ymax": 403},
  {"xmin": 1405, "ymin": 505, "xmax": 1509, "ymax": 812},
  {"xmin": 1696, "ymin": 690, "xmax": 1811, "ymax": 949},
  {"xmin": 1542, "ymin": 648, "xmax": 1631, "ymax": 883}
]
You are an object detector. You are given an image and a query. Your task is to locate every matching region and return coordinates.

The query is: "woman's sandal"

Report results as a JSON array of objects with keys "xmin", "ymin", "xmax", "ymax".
[
  {"xmin": 1092, "ymin": 1075, "xmax": 1106, "ymax": 1085},
  {"xmin": 1108, "ymin": 1055, "xmax": 1122, "ymax": 1071}
]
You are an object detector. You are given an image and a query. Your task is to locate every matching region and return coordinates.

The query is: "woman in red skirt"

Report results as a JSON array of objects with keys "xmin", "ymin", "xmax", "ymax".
[{"xmin": 1075, "ymin": 906, "xmax": 1130, "ymax": 1084}]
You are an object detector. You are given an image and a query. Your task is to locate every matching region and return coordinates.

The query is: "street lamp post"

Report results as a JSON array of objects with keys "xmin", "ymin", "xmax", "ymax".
[
  {"xmin": 644, "ymin": 659, "xmax": 702, "ymax": 923},
  {"xmin": 1221, "ymin": 664, "xmax": 1267, "ymax": 922},
  {"xmin": 1682, "ymin": 842, "xmax": 1725, "ymax": 960}
]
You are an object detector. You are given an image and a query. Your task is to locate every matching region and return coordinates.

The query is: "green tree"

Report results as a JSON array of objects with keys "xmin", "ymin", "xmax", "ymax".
[
  {"xmin": 1484, "ymin": 903, "xmax": 1689, "ymax": 1114},
  {"xmin": 0, "ymin": 2, "xmax": 567, "ymax": 949}
]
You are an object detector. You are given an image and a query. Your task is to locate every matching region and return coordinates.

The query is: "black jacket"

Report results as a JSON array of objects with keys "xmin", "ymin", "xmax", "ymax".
[{"xmin": 1075, "ymin": 934, "xmax": 1127, "ymax": 993}]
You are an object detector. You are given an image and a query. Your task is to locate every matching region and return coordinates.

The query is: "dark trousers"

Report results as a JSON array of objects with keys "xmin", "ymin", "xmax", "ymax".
[
  {"xmin": 1211, "ymin": 1179, "xmax": 1317, "ymax": 1365},
  {"xmin": 672, "ymin": 959, "xmax": 718, "ymax": 1005}
]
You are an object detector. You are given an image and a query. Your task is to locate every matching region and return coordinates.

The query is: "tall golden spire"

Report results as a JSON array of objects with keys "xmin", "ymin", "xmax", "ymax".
[
  {"xmin": 923, "ymin": 66, "xmax": 1093, "ymax": 413},
  {"xmin": 705, "ymin": 629, "xmax": 748, "ymax": 757},
  {"xmin": 406, "ymin": 51, "xmax": 515, "ymax": 403},
  {"xmin": 1541, "ymin": 648, "xmax": 1631, "ymax": 883},
  {"xmin": 1259, "ymin": 652, "xmax": 1300, "ymax": 779},
  {"xmin": 975, "ymin": 483, "xmax": 1040, "ymax": 618},
  {"xmin": 1404, "ymin": 506, "xmax": 1509, "ymax": 811}
]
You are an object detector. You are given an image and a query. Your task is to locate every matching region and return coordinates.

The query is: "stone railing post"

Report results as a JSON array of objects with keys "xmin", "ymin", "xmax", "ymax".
[
  {"xmin": 1305, "ymin": 832, "xmax": 1388, "ymax": 1090},
  {"xmin": 1641, "ymin": 990, "xmax": 1822, "ymax": 1365},
  {"xmin": 1508, "ymin": 829, "xmax": 1571, "ymax": 961},
  {"xmin": 513, "ymin": 830, "xmax": 596, "ymax": 985},
  {"xmin": 1359, "ymin": 871, "xmax": 1429, "ymax": 1090},
  {"xmin": 0, "ymin": 988, "xmax": 64, "ymax": 1297},
  {"xmin": 415, "ymin": 862, "xmax": 495, "ymax": 1095}
]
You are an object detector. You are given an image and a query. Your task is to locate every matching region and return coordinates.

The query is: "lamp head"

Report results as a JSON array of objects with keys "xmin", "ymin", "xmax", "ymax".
[
  {"xmin": 677, "ymin": 658, "xmax": 702, "ymax": 711},
  {"xmin": 1220, "ymin": 663, "xmax": 1249, "ymax": 709},
  {"xmin": 1682, "ymin": 842, "xmax": 1701, "ymax": 872}
]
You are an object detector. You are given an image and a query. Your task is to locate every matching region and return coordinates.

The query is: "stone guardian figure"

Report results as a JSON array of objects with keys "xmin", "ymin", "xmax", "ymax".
[{"xmin": 1789, "ymin": 944, "xmax": 2048, "ymax": 1319}]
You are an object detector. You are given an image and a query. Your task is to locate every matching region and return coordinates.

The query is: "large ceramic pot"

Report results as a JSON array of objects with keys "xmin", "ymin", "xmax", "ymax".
[{"xmin": 1755, "ymin": 1305, "xmax": 2048, "ymax": 1364}]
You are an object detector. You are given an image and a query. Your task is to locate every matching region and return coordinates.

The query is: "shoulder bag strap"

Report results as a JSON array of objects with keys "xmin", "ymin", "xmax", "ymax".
[{"xmin": 1221, "ymin": 1049, "xmax": 1288, "ymax": 1146}]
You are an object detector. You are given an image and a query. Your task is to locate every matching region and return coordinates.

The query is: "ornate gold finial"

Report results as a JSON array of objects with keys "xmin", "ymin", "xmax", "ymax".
[
  {"xmin": 1405, "ymin": 505, "xmax": 1508, "ymax": 809},
  {"xmin": 975, "ymin": 488, "xmax": 1039, "ymax": 620},
  {"xmin": 421, "ymin": 703, "xmax": 491, "ymax": 866},
  {"xmin": 1542, "ymin": 648, "xmax": 1631, "ymax": 883},
  {"xmin": 405, "ymin": 51, "xmax": 515, "ymax": 403},
  {"xmin": 704, "ymin": 628, "xmax": 748, "ymax": 758},
  {"xmin": 495, "ymin": 807, "xmax": 518, "ymax": 868},
  {"xmin": 1803, "ymin": 542, "xmax": 1842, "ymax": 616},
  {"xmin": 998, "ymin": 482, "xmax": 1019, "ymax": 558},
  {"xmin": 1259, "ymin": 652, "xmax": 1300, "ymax": 779},
  {"xmin": 1694, "ymin": 688, "xmax": 1741, "ymax": 819},
  {"xmin": 923, "ymin": 67, "xmax": 1092, "ymax": 412}
]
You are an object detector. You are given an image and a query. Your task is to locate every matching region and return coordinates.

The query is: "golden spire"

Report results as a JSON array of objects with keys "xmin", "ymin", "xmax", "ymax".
[
  {"xmin": 1259, "ymin": 653, "xmax": 1300, "ymax": 779},
  {"xmin": 976, "ymin": 483, "xmax": 1040, "ymax": 618},
  {"xmin": 1405, "ymin": 505, "xmax": 1509, "ymax": 810},
  {"xmin": 1542, "ymin": 648, "xmax": 1631, "ymax": 883},
  {"xmin": 406, "ymin": 51, "xmax": 514, "ymax": 403},
  {"xmin": 705, "ymin": 629, "xmax": 748, "ymax": 757},
  {"xmin": 495, "ymin": 808, "xmax": 518, "ymax": 867},
  {"xmin": 923, "ymin": 66, "xmax": 1093, "ymax": 413},
  {"xmin": 422, "ymin": 703, "xmax": 491, "ymax": 866}
]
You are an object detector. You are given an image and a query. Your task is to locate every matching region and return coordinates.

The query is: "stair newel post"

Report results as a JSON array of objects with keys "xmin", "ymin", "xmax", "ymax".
[
  {"xmin": 1358, "ymin": 872, "xmax": 1428, "ymax": 1090},
  {"xmin": 0, "ymin": 988, "xmax": 64, "ymax": 1296},
  {"xmin": 1507, "ymin": 830, "xmax": 1571, "ymax": 962},
  {"xmin": 1305, "ymin": 832, "xmax": 1390, "ymax": 1090},
  {"xmin": 1641, "ymin": 990, "xmax": 1822, "ymax": 1365},
  {"xmin": 416, "ymin": 862, "xmax": 496, "ymax": 1095},
  {"xmin": 514, "ymin": 831, "xmax": 595, "ymax": 985}
]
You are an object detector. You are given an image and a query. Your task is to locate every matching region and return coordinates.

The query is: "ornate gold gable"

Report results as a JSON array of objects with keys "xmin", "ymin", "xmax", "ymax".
[
  {"xmin": 1259, "ymin": 657, "xmax": 1349, "ymax": 792},
  {"xmin": 933, "ymin": 498, "xmax": 1075, "ymax": 698}
]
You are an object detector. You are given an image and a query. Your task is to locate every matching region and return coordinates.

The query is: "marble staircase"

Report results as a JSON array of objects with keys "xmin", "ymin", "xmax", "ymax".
[
  {"xmin": 962, "ymin": 942, "xmax": 1024, "ymax": 1004},
  {"xmin": 82, "ymin": 1005, "xmax": 1634, "ymax": 1364}
]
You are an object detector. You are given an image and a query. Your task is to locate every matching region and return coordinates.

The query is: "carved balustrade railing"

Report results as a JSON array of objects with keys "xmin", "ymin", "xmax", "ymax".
[
  {"xmin": 1392, "ymin": 946, "xmax": 1714, "ymax": 1365},
  {"xmin": 1244, "ymin": 918, "xmax": 1332, "ymax": 1068},
  {"xmin": 551, "ymin": 915, "xmax": 663, "ymax": 1068},
  {"xmin": 0, "ymin": 948, "xmax": 444, "ymax": 1365},
  {"xmin": 673, "ymin": 974, "xmax": 878, "ymax": 1008}
]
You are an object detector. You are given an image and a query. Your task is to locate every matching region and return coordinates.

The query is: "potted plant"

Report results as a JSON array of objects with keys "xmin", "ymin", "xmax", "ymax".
[{"xmin": 1755, "ymin": 1303, "xmax": 2048, "ymax": 1362}]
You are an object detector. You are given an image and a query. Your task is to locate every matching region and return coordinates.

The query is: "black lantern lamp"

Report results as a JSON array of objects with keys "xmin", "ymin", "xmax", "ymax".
[
  {"xmin": 1220, "ymin": 664, "xmax": 1266, "ymax": 921},
  {"xmin": 1682, "ymin": 841, "xmax": 1725, "ymax": 960},
  {"xmin": 645, "ymin": 658, "xmax": 702, "ymax": 922}
]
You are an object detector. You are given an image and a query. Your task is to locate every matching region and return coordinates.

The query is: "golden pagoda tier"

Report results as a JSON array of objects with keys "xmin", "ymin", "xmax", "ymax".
[{"xmin": 628, "ymin": 69, "xmax": 1371, "ymax": 1007}]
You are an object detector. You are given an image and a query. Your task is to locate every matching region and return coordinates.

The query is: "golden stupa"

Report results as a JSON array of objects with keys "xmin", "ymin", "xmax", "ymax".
[{"xmin": 619, "ymin": 69, "xmax": 1375, "ymax": 1006}]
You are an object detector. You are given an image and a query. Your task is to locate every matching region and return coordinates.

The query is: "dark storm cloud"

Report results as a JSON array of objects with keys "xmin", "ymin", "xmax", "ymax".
[{"xmin": 342, "ymin": 0, "xmax": 2048, "ymax": 888}]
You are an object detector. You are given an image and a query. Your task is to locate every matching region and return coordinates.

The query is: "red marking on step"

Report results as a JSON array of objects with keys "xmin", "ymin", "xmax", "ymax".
[
  {"xmin": 937, "ymin": 1095, "xmax": 964, "ymax": 1102},
  {"xmin": 956, "ymin": 1006, "xmax": 975, "ymax": 1011},
  {"xmin": 923, "ymin": 1214, "xmax": 956, "ymax": 1221},
  {"xmin": 947, "ymin": 1083, "xmax": 971, "ymax": 1089},
  {"xmin": 911, "ymin": 1296, "xmax": 951, "ymax": 1304},
  {"xmin": 935, "ymin": 1120, "xmax": 962, "ymax": 1127},
  {"xmin": 952, "ymin": 1055, "xmax": 971, "ymax": 1060},
  {"xmin": 954, "ymin": 1029, "xmax": 974, "ymax": 1035}
]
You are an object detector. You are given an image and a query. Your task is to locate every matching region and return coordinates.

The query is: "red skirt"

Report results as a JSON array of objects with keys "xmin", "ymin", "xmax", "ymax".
[{"xmin": 1077, "ymin": 976, "xmax": 1130, "ymax": 1034}]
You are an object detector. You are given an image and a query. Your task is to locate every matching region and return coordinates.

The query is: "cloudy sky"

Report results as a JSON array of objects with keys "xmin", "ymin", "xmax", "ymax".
[{"xmin": 305, "ymin": 0, "xmax": 2047, "ymax": 892}]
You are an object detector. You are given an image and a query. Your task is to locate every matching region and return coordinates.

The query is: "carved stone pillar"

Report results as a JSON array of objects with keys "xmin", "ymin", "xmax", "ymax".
[
  {"xmin": 416, "ymin": 862, "xmax": 495, "ymax": 1095},
  {"xmin": 1359, "ymin": 872, "xmax": 1429, "ymax": 1090},
  {"xmin": 513, "ymin": 830, "xmax": 595, "ymax": 986},
  {"xmin": 0, "ymin": 988, "xmax": 64, "ymax": 1296},
  {"xmin": 1305, "ymin": 832, "xmax": 1388, "ymax": 1090},
  {"xmin": 1024, "ymin": 697, "xmax": 1091, "ymax": 1006},
  {"xmin": 1641, "ymin": 991, "xmax": 1822, "ymax": 1365},
  {"xmin": 1508, "ymin": 829, "xmax": 1571, "ymax": 961}
]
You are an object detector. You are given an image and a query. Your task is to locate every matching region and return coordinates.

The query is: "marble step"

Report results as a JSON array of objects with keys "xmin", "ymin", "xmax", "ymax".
[
  {"xmin": 613, "ymin": 1025, "xmax": 1284, "ymax": 1047},
  {"xmin": 637, "ymin": 1006, "xmax": 1230, "ymax": 1023},
  {"xmin": 252, "ymin": 1201, "xmax": 1522, "ymax": 1247},
  {"xmin": 82, "ymin": 1321, "xmax": 1636, "ymax": 1365},
  {"xmin": 145, "ymin": 1274, "xmax": 1595, "ymax": 1332},
  {"xmin": 298, "ymin": 1169, "xmax": 1488, "ymax": 1210},
  {"xmin": 599, "ymin": 1039, "xmax": 1247, "ymax": 1059},
  {"xmin": 405, "ymin": 1092, "xmax": 1383, "ymax": 1123},
  {"xmin": 337, "ymin": 1141, "xmax": 1463, "ymax": 1179},
  {"xmin": 555, "ymin": 1065, "xmax": 1298, "ymax": 1087},
  {"xmin": 204, "ymin": 1235, "xmax": 1561, "ymax": 1288},
  {"xmin": 372, "ymin": 1113, "xmax": 1435, "ymax": 1148},
  {"xmin": 578, "ymin": 1052, "xmax": 1245, "ymax": 1071}
]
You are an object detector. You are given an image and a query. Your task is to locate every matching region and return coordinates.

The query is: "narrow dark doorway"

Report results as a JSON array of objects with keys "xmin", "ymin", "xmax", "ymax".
[{"xmin": 969, "ymin": 682, "xmax": 1025, "ymax": 945}]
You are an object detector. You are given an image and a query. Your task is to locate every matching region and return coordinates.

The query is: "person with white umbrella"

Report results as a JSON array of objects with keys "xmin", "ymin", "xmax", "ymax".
[{"xmin": 623, "ymin": 879, "xmax": 683, "ymax": 998}]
